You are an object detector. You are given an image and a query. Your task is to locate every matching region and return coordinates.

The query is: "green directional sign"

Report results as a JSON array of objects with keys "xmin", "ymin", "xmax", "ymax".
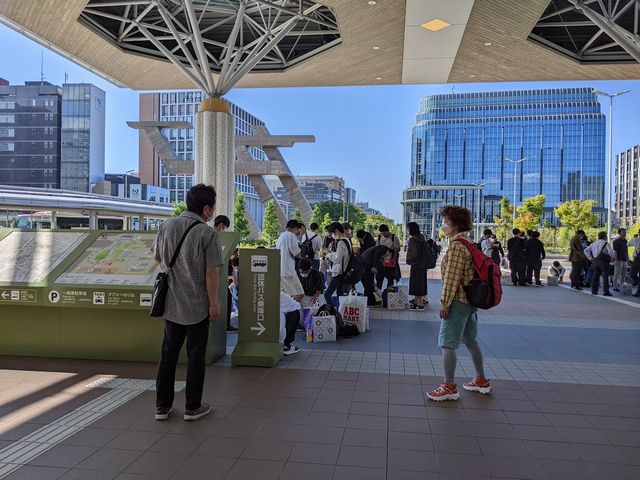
[{"xmin": 231, "ymin": 248, "xmax": 282, "ymax": 367}]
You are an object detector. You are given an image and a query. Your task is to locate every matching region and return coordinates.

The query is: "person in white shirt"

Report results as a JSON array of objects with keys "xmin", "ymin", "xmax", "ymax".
[
  {"xmin": 301, "ymin": 222, "xmax": 324, "ymax": 270},
  {"xmin": 547, "ymin": 261, "xmax": 566, "ymax": 283},
  {"xmin": 584, "ymin": 231, "xmax": 614, "ymax": 296},
  {"xmin": 323, "ymin": 222, "xmax": 351, "ymax": 305},
  {"xmin": 275, "ymin": 220, "xmax": 304, "ymax": 301},
  {"xmin": 480, "ymin": 229, "xmax": 494, "ymax": 258}
]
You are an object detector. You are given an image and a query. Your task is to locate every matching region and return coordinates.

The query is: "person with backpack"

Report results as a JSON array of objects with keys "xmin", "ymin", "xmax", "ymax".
[
  {"xmin": 406, "ymin": 222, "xmax": 431, "ymax": 310},
  {"xmin": 376, "ymin": 224, "xmax": 401, "ymax": 290},
  {"xmin": 427, "ymin": 205, "xmax": 491, "ymax": 402},
  {"xmin": 584, "ymin": 231, "xmax": 614, "ymax": 297},
  {"xmin": 323, "ymin": 222, "xmax": 351, "ymax": 305},
  {"xmin": 489, "ymin": 234, "xmax": 504, "ymax": 266},
  {"xmin": 299, "ymin": 222, "xmax": 323, "ymax": 271}
]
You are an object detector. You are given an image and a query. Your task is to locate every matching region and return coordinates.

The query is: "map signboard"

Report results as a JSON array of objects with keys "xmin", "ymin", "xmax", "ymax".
[
  {"xmin": 0, "ymin": 231, "xmax": 88, "ymax": 284},
  {"xmin": 55, "ymin": 232, "xmax": 159, "ymax": 286}
]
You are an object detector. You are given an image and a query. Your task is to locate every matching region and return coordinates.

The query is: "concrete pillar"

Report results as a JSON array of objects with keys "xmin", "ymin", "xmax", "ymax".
[
  {"xmin": 195, "ymin": 98, "xmax": 235, "ymax": 229},
  {"xmin": 139, "ymin": 215, "xmax": 146, "ymax": 231},
  {"xmin": 50, "ymin": 211, "xmax": 57, "ymax": 230},
  {"xmin": 89, "ymin": 211, "xmax": 97, "ymax": 229}
]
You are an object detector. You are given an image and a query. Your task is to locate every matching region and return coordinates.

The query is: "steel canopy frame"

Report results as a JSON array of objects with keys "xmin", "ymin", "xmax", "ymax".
[
  {"xmin": 79, "ymin": 0, "xmax": 341, "ymax": 96},
  {"xmin": 529, "ymin": 0, "xmax": 640, "ymax": 64}
]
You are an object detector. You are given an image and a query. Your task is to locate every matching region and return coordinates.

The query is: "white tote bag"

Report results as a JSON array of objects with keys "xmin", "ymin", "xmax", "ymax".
[{"xmin": 339, "ymin": 290, "xmax": 368, "ymax": 333}]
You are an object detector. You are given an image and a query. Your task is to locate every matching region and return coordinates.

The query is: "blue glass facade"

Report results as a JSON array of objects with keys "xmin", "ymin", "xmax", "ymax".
[{"xmin": 406, "ymin": 88, "xmax": 606, "ymax": 233}]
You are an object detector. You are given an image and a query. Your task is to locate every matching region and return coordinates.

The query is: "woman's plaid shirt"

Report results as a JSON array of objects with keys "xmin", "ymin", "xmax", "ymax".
[{"xmin": 440, "ymin": 233, "xmax": 474, "ymax": 307}]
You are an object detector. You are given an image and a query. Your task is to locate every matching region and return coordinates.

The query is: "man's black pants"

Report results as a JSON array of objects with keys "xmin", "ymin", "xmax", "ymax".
[
  {"xmin": 570, "ymin": 261, "xmax": 583, "ymax": 288},
  {"xmin": 375, "ymin": 266, "xmax": 395, "ymax": 289},
  {"xmin": 510, "ymin": 259, "xmax": 526, "ymax": 285},
  {"xmin": 156, "ymin": 317, "xmax": 209, "ymax": 412},
  {"xmin": 591, "ymin": 260, "xmax": 611, "ymax": 295},
  {"xmin": 527, "ymin": 260, "xmax": 542, "ymax": 285},
  {"xmin": 362, "ymin": 272, "xmax": 376, "ymax": 305},
  {"xmin": 283, "ymin": 310, "xmax": 300, "ymax": 348}
]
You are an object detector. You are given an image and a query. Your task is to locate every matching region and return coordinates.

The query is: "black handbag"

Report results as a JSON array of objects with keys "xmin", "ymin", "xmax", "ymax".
[{"xmin": 150, "ymin": 221, "xmax": 200, "ymax": 317}]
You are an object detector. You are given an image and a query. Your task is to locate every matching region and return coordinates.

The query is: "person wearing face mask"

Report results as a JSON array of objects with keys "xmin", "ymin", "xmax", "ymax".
[
  {"xmin": 212, "ymin": 215, "xmax": 230, "ymax": 232},
  {"xmin": 296, "ymin": 258, "xmax": 325, "ymax": 308},
  {"xmin": 152, "ymin": 184, "xmax": 223, "ymax": 422},
  {"xmin": 427, "ymin": 205, "xmax": 490, "ymax": 402},
  {"xmin": 324, "ymin": 222, "xmax": 351, "ymax": 305}
]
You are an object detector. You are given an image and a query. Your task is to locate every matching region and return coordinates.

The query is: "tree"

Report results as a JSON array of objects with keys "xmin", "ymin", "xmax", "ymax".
[
  {"xmin": 312, "ymin": 201, "xmax": 366, "ymax": 231},
  {"xmin": 234, "ymin": 191, "xmax": 250, "ymax": 240},
  {"xmin": 293, "ymin": 209, "xmax": 302, "ymax": 223},
  {"xmin": 554, "ymin": 199, "xmax": 598, "ymax": 232},
  {"xmin": 172, "ymin": 201, "xmax": 186, "ymax": 217},
  {"xmin": 363, "ymin": 213, "xmax": 403, "ymax": 238},
  {"xmin": 514, "ymin": 194, "xmax": 545, "ymax": 232},
  {"xmin": 310, "ymin": 204, "xmax": 323, "ymax": 227},
  {"xmin": 261, "ymin": 199, "xmax": 280, "ymax": 246},
  {"xmin": 493, "ymin": 196, "xmax": 512, "ymax": 244},
  {"xmin": 321, "ymin": 212, "xmax": 332, "ymax": 231}
]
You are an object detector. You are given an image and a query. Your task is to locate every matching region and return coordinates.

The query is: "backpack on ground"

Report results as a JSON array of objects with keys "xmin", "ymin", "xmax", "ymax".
[
  {"xmin": 340, "ymin": 239, "xmax": 365, "ymax": 285},
  {"xmin": 299, "ymin": 233, "xmax": 318, "ymax": 260},
  {"xmin": 452, "ymin": 237, "xmax": 502, "ymax": 310}
]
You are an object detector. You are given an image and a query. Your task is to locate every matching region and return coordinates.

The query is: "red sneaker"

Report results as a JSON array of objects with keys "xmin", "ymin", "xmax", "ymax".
[
  {"xmin": 426, "ymin": 383, "xmax": 459, "ymax": 401},
  {"xmin": 463, "ymin": 376, "xmax": 492, "ymax": 394}
]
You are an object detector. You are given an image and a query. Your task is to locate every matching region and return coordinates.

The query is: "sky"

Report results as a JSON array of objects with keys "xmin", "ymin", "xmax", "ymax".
[{"xmin": 1, "ymin": 23, "xmax": 639, "ymax": 222}]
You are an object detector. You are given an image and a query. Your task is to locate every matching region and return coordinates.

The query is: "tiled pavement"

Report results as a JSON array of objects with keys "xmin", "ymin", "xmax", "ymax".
[{"xmin": 1, "ymin": 280, "xmax": 639, "ymax": 479}]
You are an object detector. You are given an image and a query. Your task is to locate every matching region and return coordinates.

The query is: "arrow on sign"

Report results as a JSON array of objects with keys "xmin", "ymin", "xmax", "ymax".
[
  {"xmin": 1, "ymin": 291, "xmax": 8, "ymax": 300},
  {"xmin": 251, "ymin": 322, "xmax": 266, "ymax": 336}
]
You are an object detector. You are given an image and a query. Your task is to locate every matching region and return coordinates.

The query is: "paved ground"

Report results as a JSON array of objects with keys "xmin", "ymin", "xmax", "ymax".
[{"xmin": 1, "ymin": 278, "xmax": 639, "ymax": 479}]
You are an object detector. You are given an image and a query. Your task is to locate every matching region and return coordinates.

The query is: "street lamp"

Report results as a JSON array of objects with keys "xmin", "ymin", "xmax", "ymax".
[
  {"xmin": 472, "ymin": 183, "xmax": 485, "ymax": 240},
  {"xmin": 505, "ymin": 157, "xmax": 526, "ymax": 225},
  {"xmin": 592, "ymin": 88, "xmax": 630, "ymax": 240}
]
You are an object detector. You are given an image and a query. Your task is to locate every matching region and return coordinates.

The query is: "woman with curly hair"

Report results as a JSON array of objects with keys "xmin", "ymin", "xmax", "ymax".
[{"xmin": 426, "ymin": 205, "xmax": 491, "ymax": 401}]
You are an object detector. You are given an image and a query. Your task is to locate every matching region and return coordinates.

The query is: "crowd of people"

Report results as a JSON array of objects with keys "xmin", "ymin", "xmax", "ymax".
[
  {"xmin": 569, "ymin": 228, "xmax": 640, "ymax": 297},
  {"xmin": 151, "ymin": 184, "xmax": 640, "ymax": 419}
]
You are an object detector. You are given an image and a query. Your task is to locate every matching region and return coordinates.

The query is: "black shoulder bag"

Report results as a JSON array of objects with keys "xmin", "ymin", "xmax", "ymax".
[{"xmin": 150, "ymin": 221, "xmax": 200, "ymax": 317}]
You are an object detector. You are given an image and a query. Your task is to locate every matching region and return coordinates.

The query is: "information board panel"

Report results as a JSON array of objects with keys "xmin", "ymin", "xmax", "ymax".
[
  {"xmin": 0, "ymin": 231, "xmax": 88, "ymax": 284},
  {"xmin": 55, "ymin": 232, "xmax": 159, "ymax": 286}
]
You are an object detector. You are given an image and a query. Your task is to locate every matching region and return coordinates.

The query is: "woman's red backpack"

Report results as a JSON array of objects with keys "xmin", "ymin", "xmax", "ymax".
[{"xmin": 452, "ymin": 237, "xmax": 502, "ymax": 309}]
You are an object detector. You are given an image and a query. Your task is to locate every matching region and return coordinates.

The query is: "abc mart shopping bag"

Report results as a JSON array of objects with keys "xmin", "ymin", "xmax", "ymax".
[
  {"xmin": 339, "ymin": 290, "xmax": 368, "ymax": 333},
  {"xmin": 312, "ymin": 311, "xmax": 336, "ymax": 343}
]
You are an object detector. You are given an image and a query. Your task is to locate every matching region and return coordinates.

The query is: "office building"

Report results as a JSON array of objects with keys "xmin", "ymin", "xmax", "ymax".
[
  {"xmin": 404, "ymin": 88, "xmax": 606, "ymax": 233},
  {"xmin": 356, "ymin": 201, "xmax": 382, "ymax": 216},
  {"xmin": 270, "ymin": 175, "xmax": 345, "ymax": 206},
  {"xmin": 104, "ymin": 173, "xmax": 169, "ymax": 203},
  {"xmin": 0, "ymin": 81, "xmax": 62, "ymax": 188},
  {"xmin": 60, "ymin": 84, "xmax": 106, "ymax": 192},
  {"xmin": 138, "ymin": 91, "xmax": 267, "ymax": 226},
  {"xmin": 0, "ymin": 81, "xmax": 105, "ymax": 192},
  {"xmin": 616, "ymin": 145, "xmax": 640, "ymax": 227},
  {"xmin": 345, "ymin": 187, "xmax": 357, "ymax": 204}
]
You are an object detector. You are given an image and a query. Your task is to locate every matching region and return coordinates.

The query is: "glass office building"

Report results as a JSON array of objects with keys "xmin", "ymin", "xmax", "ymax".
[
  {"xmin": 405, "ymin": 88, "xmax": 606, "ymax": 235},
  {"xmin": 61, "ymin": 84, "xmax": 106, "ymax": 192},
  {"xmin": 156, "ymin": 91, "xmax": 267, "ymax": 226}
]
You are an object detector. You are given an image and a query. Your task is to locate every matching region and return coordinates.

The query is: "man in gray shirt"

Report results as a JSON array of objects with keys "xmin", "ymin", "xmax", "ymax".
[{"xmin": 153, "ymin": 184, "xmax": 223, "ymax": 422}]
